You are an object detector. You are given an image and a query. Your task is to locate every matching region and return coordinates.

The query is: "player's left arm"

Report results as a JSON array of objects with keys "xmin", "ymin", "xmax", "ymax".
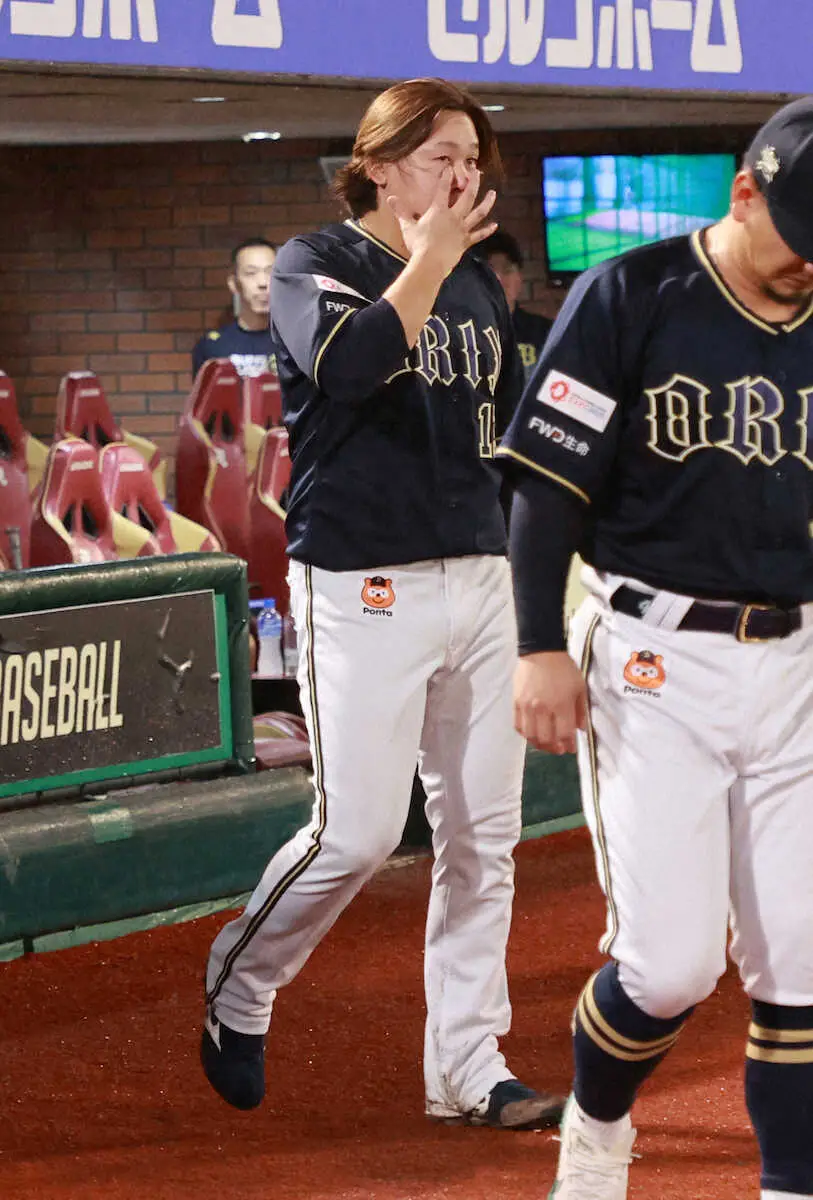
[{"xmin": 499, "ymin": 263, "xmax": 645, "ymax": 753}]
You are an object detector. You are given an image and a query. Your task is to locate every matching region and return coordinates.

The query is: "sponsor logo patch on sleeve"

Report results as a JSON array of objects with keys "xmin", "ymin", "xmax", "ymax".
[
  {"xmin": 536, "ymin": 370, "xmax": 617, "ymax": 432},
  {"xmin": 311, "ymin": 275, "xmax": 369, "ymax": 302}
]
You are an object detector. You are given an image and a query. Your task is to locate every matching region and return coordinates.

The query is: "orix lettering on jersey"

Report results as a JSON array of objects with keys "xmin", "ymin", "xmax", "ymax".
[
  {"xmin": 270, "ymin": 220, "xmax": 520, "ymax": 572},
  {"xmin": 385, "ymin": 314, "xmax": 502, "ymax": 460},
  {"xmin": 531, "ymin": 369, "xmax": 813, "ymax": 469},
  {"xmin": 498, "ymin": 228, "xmax": 813, "ymax": 602},
  {"xmin": 645, "ymin": 374, "xmax": 813, "ymax": 466}
]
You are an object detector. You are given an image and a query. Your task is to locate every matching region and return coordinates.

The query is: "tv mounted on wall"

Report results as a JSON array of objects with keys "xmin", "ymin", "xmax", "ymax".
[{"xmin": 542, "ymin": 153, "xmax": 737, "ymax": 283}]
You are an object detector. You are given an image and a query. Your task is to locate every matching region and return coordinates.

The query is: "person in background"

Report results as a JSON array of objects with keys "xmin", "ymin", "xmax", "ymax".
[
  {"xmin": 192, "ymin": 237, "xmax": 277, "ymax": 379},
  {"xmin": 478, "ymin": 229, "xmax": 552, "ymax": 384}
]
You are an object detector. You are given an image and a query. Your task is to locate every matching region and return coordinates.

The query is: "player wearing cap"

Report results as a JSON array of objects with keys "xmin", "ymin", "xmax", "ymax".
[
  {"xmin": 499, "ymin": 97, "xmax": 813, "ymax": 1197},
  {"xmin": 199, "ymin": 78, "xmax": 563, "ymax": 1132}
]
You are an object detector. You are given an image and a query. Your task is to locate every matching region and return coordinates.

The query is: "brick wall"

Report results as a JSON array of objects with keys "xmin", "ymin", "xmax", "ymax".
[{"xmin": 0, "ymin": 123, "xmax": 749, "ymax": 487}]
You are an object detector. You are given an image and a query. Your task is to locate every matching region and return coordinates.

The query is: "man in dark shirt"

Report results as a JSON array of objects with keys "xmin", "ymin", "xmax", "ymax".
[
  {"xmin": 191, "ymin": 237, "xmax": 277, "ymax": 379},
  {"xmin": 478, "ymin": 229, "xmax": 553, "ymax": 383}
]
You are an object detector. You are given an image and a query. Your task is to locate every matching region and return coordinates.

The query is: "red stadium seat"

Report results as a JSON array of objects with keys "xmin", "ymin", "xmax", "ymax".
[
  {"xmin": 248, "ymin": 426, "xmax": 291, "ymax": 615},
  {"xmin": 243, "ymin": 371, "xmax": 283, "ymax": 480},
  {"xmin": 29, "ymin": 440, "xmax": 140, "ymax": 566},
  {"xmin": 99, "ymin": 442, "xmax": 221, "ymax": 556},
  {"xmin": 175, "ymin": 358, "xmax": 250, "ymax": 560},
  {"xmin": 0, "ymin": 371, "xmax": 37, "ymax": 569},
  {"xmin": 56, "ymin": 370, "xmax": 167, "ymax": 498}
]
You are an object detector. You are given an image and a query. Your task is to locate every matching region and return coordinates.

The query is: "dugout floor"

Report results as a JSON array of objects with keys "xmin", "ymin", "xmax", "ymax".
[{"xmin": 1, "ymin": 829, "xmax": 754, "ymax": 1199}]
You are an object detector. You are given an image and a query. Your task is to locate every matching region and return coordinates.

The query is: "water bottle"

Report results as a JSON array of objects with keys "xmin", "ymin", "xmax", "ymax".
[
  {"xmin": 282, "ymin": 614, "xmax": 298, "ymax": 678},
  {"xmin": 256, "ymin": 598, "xmax": 283, "ymax": 677}
]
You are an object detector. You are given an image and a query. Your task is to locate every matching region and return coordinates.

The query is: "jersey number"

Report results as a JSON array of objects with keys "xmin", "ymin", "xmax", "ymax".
[{"xmin": 478, "ymin": 401, "xmax": 496, "ymax": 459}]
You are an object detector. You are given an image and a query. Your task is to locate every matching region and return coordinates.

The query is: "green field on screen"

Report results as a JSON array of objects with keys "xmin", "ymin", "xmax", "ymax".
[{"xmin": 544, "ymin": 154, "xmax": 736, "ymax": 274}]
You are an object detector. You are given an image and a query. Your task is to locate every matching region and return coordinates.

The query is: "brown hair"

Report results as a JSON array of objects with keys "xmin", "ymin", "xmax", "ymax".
[{"xmin": 333, "ymin": 77, "xmax": 502, "ymax": 218}]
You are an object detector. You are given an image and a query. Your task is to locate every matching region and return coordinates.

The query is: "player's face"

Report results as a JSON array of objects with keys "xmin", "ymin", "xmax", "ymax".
[
  {"xmin": 735, "ymin": 177, "xmax": 813, "ymax": 306},
  {"xmin": 229, "ymin": 245, "xmax": 277, "ymax": 320},
  {"xmin": 378, "ymin": 110, "xmax": 481, "ymax": 219},
  {"xmin": 486, "ymin": 251, "xmax": 523, "ymax": 311}
]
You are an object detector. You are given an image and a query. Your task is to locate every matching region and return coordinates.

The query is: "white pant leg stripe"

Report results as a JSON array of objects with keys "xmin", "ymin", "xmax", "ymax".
[
  {"xmin": 580, "ymin": 613, "xmax": 620, "ymax": 957},
  {"xmin": 206, "ymin": 563, "xmax": 328, "ymax": 1005}
]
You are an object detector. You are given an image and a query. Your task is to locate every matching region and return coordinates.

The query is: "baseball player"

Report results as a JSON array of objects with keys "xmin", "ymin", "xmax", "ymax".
[
  {"xmin": 477, "ymin": 229, "xmax": 553, "ymax": 384},
  {"xmin": 191, "ymin": 237, "xmax": 277, "ymax": 379},
  {"xmin": 499, "ymin": 96, "xmax": 813, "ymax": 1199},
  {"xmin": 200, "ymin": 78, "xmax": 563, "ymax": 1131}
]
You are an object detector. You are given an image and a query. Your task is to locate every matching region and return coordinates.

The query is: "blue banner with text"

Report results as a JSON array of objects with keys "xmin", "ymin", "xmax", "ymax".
[{"xmin": 0, "ymin": 1, "xmax": 801, "ymax": 94}]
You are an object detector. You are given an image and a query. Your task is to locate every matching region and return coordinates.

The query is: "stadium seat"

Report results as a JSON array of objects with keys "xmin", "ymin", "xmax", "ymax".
[
  {"xmin": 29, "ymin": 440, "xmax": 149, "ymax": 567},
  {"xmin": 248, "ymin": 426, "xmax": 291, "ymax": 615},
  {"xmin": 175, "ymin": 358, "xmax": 250, "ymax": 561},
  {"xmin": 243, "ymin": 371, "xmax": 282, "ymax": 480},
  {"xmin": 253, "ymin": 712, "xmax": 311, "ymax": 769},
  {"xmin": 0, "ymin": 371, "xmax": 39, "ymax": 569},
  {"xmin": 56, "ymin": 370, "xmax": 167, "ymax": 499},
  {"xmin": 99, "ymin": 442, "xmax": 221, "ymax": 556}
]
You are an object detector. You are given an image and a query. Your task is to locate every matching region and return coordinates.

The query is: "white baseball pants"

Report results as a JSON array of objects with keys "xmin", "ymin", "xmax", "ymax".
[
  {"xmin": 569, "ymin": 583, "xmax": 813, "ymax": 1018},
  {"xmin": 206, "ymin": 555, "xmax": 526, "ymax": 1113}
]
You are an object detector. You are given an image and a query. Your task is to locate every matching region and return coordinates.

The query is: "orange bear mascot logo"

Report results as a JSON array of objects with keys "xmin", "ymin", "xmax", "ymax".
[
  {"xmin": 623, "ymin": 650, "xmax": 666, "ymax": 690},
  {"xmin": 361, "ymin": 576, "xmax": 396, "ymax": 609}
]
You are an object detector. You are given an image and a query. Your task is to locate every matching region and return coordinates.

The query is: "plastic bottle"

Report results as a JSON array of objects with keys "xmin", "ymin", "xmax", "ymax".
[
  {"xmin": 256, "ymin": 598, "xmax": 283, "ymax": 677},
  {"xmin": 282, "ymin": 613, "xmax": 298, "ymax": 678}
]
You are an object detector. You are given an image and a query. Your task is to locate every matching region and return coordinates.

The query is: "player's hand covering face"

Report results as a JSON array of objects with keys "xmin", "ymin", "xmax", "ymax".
[{"xmin": 383, "ymin": 111, "xmax": 498, "ymax": 276}]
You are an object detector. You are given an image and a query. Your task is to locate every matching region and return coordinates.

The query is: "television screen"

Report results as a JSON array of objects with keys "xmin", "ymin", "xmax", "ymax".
[{"xmin": 542, "ymin": 153, "xmax": 737, "ymax": 278}]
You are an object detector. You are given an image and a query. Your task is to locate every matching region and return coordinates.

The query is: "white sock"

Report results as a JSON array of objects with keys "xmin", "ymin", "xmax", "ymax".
[
  {"xmin": 572, "ymin": 1098, "xmax": 632, "ymax": 1148},
  {"xmin": 762, "ymin": 1191, "xmax": 813, "ymax": 1199}
]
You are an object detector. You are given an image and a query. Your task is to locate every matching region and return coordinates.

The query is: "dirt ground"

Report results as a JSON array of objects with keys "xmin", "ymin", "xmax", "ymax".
[{"xmin": 0, "ymin": 828, "xmax": 755, "ymax": 1199}]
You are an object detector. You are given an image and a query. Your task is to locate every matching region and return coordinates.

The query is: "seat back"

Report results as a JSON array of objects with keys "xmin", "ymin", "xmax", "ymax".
[
  {"xmin": 56, "ymin": 371, "xmax": 122, "ymax": 446},
  {"xmin": 175, "ymin": 358, "xmax": 250, "ymax": 560},
  {"xmin": 0, "ymin": 371, "xmax": 34, "ymax": 569},
  {"xmin": 99, "ymin": 442, "xmax": 220, "ymax": 556},
  {"xmin": 30, "ymin": 440, "xmax": 123, "ymax": 566},
  {"xmin": 244, "ymin": 371, "xmax": 282, "ymax": 430},
  {"xmin": 99, "ymin": 442, "xmax": 171, "ymax": 556},
  {"xmin": 243, "ymin": 370, "xmax": 283, "ymax": 479},
  {"xmin": 248, "ymin": 427, "xmax": 291, "ymax": 615},
  {"xmin": 56, "ymin": 371, "xmax": 167, "ymax": 498}
]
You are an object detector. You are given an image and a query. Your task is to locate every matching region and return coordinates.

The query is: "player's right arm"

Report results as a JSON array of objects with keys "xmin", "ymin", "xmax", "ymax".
[
  {"xmin": 270, "ymin": 169, "xmax": 497, "ymax": 404},
  {"xmin": 269, "ymin": 237, "xmax": 410, "ymax": 405},
  {"xmin": 384, "ymin": 166, "xmax": 496, "ymax": 345},
  {"xmin": 498, "ymin": 266, "xmax": 635, "ymax": 754}
]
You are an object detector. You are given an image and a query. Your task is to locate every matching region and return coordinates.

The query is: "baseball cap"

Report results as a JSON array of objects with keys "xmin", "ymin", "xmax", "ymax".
[{"xmin": 745, "ymin": 96, "xmax": 813, "ymax": 262}]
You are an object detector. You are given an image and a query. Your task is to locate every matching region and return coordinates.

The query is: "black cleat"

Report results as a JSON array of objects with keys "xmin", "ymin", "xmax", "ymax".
[
  {"xmin": 469, "ymin": 1079, "xmax": 566, "ymax": 1130},
  {"xmin": 200, "ymin": 1009, "xmax": 266, "ymax": 1111}
]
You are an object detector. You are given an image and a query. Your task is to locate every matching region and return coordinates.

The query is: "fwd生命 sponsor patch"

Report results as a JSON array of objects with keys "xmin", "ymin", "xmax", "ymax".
[
  {"xmin": 536, "ymin": 370, "xmax": 617, "ymax": 433},
  {"xmin": 312, "ymin": 275, "xmax": 369, "ymax": 302}
]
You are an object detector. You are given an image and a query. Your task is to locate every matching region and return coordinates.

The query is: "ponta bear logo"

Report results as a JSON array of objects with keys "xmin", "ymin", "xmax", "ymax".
[
  {"xmin": 361, "ymin": 576, "xmax": 395, "ymax": 616},
  {"xmin": 623, "ymin": 650, "xmax": 666, "ymax": 693}
]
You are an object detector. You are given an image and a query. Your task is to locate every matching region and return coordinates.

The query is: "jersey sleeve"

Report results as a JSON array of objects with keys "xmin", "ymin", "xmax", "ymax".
[
  {"xmin": 496, "ymin": 266, "xmax": 630, "ymax": 505},
  {"xmin": 269, "ymin": 236, "xmax": 410, "ymax": 404}
]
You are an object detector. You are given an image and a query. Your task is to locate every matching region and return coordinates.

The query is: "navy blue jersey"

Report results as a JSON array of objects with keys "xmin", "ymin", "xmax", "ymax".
[
  {"xmin": 269, "ymin": 219, "xmax": 522, "ymax": 571},
  {"xmin": 498, "ymin": 229, "xmax": 813, "ymax": 605},
  {"xmin": 192, "ymin": 320, "xmax": 276, "ymax": 379},
  {"xmin": 513, "ymin": 305, "xmax": 552, "ymax": 385}
]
